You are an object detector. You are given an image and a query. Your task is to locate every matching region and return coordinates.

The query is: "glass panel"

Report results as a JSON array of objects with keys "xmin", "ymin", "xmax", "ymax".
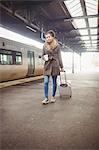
[
  {"xmin": 85, "ymin": 0, "xmax": 98, "ymax": 15},
  {"xmin": 16, "ymin": 56, "xmax": 22, "ymax": 64},
  {"xmin": 70, "ymin": 5, "xmax": 81, "ymax": 14},
  {"xmin": 92, "ymin": 43, "xmax": 97, "ymax": 46},
  {"xmin": 84, "ymin": 43, "xmax": 91, "ymax": 47},
  {"xmin": 86, "ymin": 48, "xmax": 97, "ymax": 51},
  {"xmin": 0, "ymin": 54, "xmax": 1, "ymax": 63},
  {"xmin": 91, "ymin": 36, "xmax": 97, "ymax": 40},
  {"xmin": 0, "ymin": 54, "xmax": 13, "ymax": 65},
  {"xmin": 64, "ymin": 0, "xmax": 83, "ymax": 17},
  {"xmin": 92, "ymin": 41, "xmax": 97, "ymax": 44},
  {"xmin": 91, "ymin": 45, "xmax": 97, "ymax": 48},
  {"xmin": 74, "ymin": 19, "xmax": 86, "ymax": 28},
  {"xmin": 69, "ymin": 1, "xmax": 80, "ymax": 9},
  {"xmin": 8, "ymin": 55, "xmax": 13, "ymax": 65},
  {"xmin": 0, "ymin": 49, "xmax": 22, "ymax": 65},
  {"xmin": 16, "ymin": 52, "xmax": 22, "ymax": 56},
  {"xmin": 27, "ymin": 51, "xmax": 35, "ymax": 75},
  {"xmin": 86, "ymin": 7, "xmax": 97, "ymax": 15},
  {"xmin": 90, "ymin": 29, "xmax": 97, "ymax": 34},
  {"xmin": 84, "ymin": 41, "xmax": 91, "ymax": 44},
  {"xmin": 79, "ymin": 29, "xmax": 88, "ymax": 35},
  {"xmin": 3, "ymin": 55, "xmax": 7, "ymax": 61},
  {"xmin": 81, "ymin": 36, "xmax": 89, "ymax": 40},
  {"xmin": 88, "ymin": 18, "xmax": 97, "ymax": 27}
]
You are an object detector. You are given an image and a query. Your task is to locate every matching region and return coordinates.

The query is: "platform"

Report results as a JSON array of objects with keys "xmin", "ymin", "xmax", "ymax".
[
  {"xmin": 1, "ymin": 72, "xmax": 99, "ymax": 150},
  {"xmin": 0, "ymin": 76, "xmax": 43, "ymax": 89}
]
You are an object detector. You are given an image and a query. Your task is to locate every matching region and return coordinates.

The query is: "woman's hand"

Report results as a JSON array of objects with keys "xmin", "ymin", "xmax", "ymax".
[
  {"xmin": 43, "ymin": 54, "xmax": 49, "ymax": 61},
  {"xmin": 60, "ymin": 68, "xmax": 65, "ymax": 72}
]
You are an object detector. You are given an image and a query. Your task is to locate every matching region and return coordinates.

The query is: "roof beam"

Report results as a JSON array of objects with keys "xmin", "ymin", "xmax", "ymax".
[
  {"xmin": 60, "ymin": 26, "xmax": 98, "ymax": 32},
  {"xmin": 50, "ymin": 0, "xmax": 65, "ymax": 4},
  {"xmin": 40, "ymin": 6, "xmax": 52, "ymax": 19},
  {"xmin": 75, "ymin": 26, "xmax": 98, "ymax": 30},
  {"xmin": 51, "ymin": 14, "xmax": 99, "ymax": 22},
  {"xmin": 80, "ymin": 0, "xmax": 92, "ymax": 46},
  {"xmin": 60, "ymin": 34, "xmax": 98, "ymax": 38},
  {"xmin": 58, "ymin": 1, "xmax": 68, "ymax": 16},
  {"xmin": 0, "ymin": 4, "xmax": 40, "ymax": 31},
  {"xmin": 64, "ymin": 14, "xmax": 99, "ymax": 21},
  {"xmin": 76, "ymin": 34, "xmax": 99, "ymax": 37}
]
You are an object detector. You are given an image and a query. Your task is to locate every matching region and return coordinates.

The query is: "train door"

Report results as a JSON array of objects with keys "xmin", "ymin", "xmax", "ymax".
[{"xmin": 27, "ymin": 51, "xmax": 35, "ymax": 76}]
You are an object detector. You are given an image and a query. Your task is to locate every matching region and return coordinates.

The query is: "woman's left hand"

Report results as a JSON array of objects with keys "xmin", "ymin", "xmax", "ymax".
[{"xmin": 60, "ymin": 68, "xmax": 65, "ymax": 72}]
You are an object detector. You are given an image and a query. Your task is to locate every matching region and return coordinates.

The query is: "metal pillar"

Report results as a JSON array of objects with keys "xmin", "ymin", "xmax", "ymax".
[
  {"xmin": 80, "ymin": 52, "xmax": 82, "ymax": 71},
  {"xmin": 72, "ymin": 50, "xmax": 74, "ymax": 73}
]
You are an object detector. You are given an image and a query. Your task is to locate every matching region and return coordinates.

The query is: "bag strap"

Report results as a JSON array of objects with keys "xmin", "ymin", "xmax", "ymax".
[{"xmin": 60, "ymin": 71, "xmax": 67, "ymax": 84}]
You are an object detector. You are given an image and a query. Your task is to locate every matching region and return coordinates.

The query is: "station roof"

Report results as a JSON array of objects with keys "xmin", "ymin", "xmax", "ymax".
[{"xmin": 0, "ymin": 0, "xmax": 99, "ymax": 52}]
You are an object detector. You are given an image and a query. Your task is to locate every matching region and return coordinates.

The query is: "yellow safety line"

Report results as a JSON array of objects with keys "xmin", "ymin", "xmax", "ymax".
[{"xmin": 0, "ymin": 75, "xmax": 43, "ymax": 89}]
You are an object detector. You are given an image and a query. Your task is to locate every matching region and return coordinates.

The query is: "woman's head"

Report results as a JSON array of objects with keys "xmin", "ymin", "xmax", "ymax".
[{"xmin": 45, "ymin": 30, "xmax": 55, "ymax": 43}]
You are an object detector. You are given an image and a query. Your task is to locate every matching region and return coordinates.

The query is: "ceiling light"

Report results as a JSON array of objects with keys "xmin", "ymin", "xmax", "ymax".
[{"xmin": 26, "ymin": 25, "xmax": 37, "ymax": 32}]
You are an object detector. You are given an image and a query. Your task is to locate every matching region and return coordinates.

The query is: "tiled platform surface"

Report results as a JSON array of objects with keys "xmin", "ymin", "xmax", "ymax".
[{"xmin": 0, "ymin": 72, "xmax": 99, "ymax": 150}]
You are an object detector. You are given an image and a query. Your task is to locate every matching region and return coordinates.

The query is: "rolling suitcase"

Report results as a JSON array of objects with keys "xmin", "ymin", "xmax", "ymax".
[{"xmin": 58, "ymin": 71, "xmax": 72, "ymax": 98}]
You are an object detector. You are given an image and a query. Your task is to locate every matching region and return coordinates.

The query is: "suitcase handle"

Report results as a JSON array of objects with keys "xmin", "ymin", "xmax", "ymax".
[{"xmin": 60, "ymin": 71, "xmax": 67, "ymax": 85}]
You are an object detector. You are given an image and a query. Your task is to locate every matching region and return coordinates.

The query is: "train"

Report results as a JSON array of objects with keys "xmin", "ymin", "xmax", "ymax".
[
  {"xmin": 0, "ymin": 27, "xmax": 82, "ymax": 83},
  {"xmin": 0, "ymin": 36, "xmax": 44, "ymax": 82}
]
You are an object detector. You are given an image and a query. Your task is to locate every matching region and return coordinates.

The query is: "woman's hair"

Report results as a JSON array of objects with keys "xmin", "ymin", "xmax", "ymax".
[{"xmin": 45, "ymin": 30, "xmax": 55, "ymax": 38}]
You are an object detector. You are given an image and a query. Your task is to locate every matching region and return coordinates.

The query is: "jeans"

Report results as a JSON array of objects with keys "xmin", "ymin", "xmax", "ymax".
[{"xmin": 44, "ymin": 75, "xmax": 57, "ymax": 98}]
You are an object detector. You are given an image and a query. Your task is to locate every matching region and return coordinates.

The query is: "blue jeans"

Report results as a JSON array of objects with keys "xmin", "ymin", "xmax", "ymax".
[{"xmin": 44, "ymin": 75, "xmax": 57, "ymax": 99}]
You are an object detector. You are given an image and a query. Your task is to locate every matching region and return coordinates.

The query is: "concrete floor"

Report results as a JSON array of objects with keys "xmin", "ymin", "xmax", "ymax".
[{"xmin": 1, "ymin": 72, "xmax": 99, "ymax": 150}]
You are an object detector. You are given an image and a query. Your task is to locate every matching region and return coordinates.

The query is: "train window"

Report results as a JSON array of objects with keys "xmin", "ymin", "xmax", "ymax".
[
  {"xmin": 0, "ymin": 49, "xmax": 22, "ymax": 65},
  {"xmin": 16, "ymin": 55, "xmax": 22, "ymax": 64},
  {"xmin": 0, "ymin": 53, "xmax": 13, "ymax": 65}
]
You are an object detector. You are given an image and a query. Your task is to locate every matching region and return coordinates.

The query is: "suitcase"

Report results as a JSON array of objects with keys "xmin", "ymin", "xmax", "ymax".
[{"xmin": 58, "ymin": 71, "xmax": 72, "ymax": 98}]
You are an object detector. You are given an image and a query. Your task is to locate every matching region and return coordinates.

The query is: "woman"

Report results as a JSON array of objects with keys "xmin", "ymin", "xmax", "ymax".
[{"xmin": 42, "ymin": 30, "xmax": 64, "ymax": 104}]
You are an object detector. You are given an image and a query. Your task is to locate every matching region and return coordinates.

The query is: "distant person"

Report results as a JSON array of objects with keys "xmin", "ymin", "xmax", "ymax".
[{"xmin": 42, "ymin": 30, "xmax": 64, "ymax": 104}]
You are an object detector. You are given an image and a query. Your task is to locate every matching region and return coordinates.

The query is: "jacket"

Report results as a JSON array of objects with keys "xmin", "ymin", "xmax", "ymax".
[{"xmin": 42, "ymin": 43, "xmax": 63, "ymax": 76}]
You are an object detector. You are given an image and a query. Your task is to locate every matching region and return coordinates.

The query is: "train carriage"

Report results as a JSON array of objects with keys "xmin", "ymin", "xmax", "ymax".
[{"xmin": 0, "ymin": 37, "xmax": 44, "ymax": 82}]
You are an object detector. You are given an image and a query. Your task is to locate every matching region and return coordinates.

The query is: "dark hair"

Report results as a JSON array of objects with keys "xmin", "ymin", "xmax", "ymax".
[{"xmin": 45, "ymin": 30, "xmax": 55, "ymax": 38}]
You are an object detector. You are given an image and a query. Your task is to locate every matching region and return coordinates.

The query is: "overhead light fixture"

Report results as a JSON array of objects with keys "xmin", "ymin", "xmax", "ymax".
[{"xmin": 26, "ymin": 25, "xmax": 37, "ymax": 32}]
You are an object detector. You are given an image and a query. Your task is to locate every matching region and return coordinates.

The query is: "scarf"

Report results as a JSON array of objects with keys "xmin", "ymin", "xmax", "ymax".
[{"xmin": 44, "ymin": 39, "xmax": 58, "ymax": 51}]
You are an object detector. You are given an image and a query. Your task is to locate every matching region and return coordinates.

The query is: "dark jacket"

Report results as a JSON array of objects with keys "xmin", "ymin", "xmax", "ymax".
[{"xmin": 42, "ymin": 44, "xmax": 63, "ymax": 76}]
